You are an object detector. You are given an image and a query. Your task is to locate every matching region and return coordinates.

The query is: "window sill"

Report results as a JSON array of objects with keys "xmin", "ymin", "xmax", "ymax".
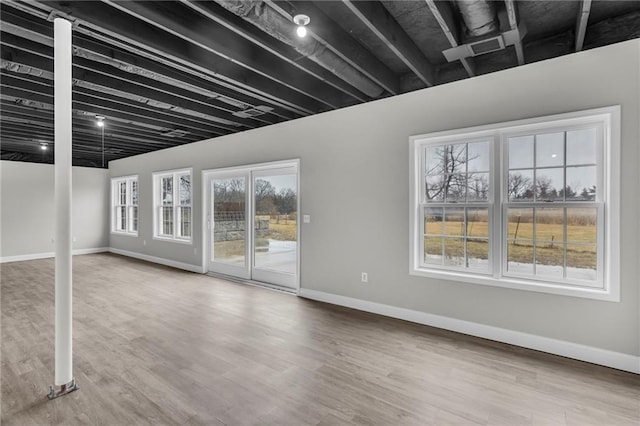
[
  {"xmin": 152, "ymin": 236, "xmax": 192, "ymax": 245},
  {"xmin": 410, "ymin": 267, "xmax": 618, "ymax": 302},
  {"xmin": 111, "ymin": 231, "xmax": 138, "ymax": 237}
]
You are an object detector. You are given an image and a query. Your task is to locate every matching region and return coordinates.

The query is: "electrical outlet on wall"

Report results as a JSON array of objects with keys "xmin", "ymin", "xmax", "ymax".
[{"xmin": 361, "ymin": 272, "xmax": 368, "ymax": 283}]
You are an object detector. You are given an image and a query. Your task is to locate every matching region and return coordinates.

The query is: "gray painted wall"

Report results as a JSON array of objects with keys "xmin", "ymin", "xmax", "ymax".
[
  {"xmin": 1, "ymin": 161, "xmax": 110, "ymax": 258},
  {"xmin": 110, "ymin": 40, "xmax": 640, "ymax": 356}
]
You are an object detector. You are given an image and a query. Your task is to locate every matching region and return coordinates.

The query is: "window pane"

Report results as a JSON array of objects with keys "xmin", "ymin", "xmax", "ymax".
[
  {"xmin": 445, "ymin": 173, "xmax": 466, "ymax": 202},
  {"xmin": 214, "ymin": 177, "xmax": 246, "ymax": 265},
  {"xmin": 467, "ymin": 141, "xmax": 490, "ymax": 172},
  {"xmin": 119, "ymin": 206, "xmax": 126, "ymax": 231},
  {"xmin": 130, "ymin": 206, "xmax": 138, "ymax": 232},
  {"xmin": 179, "ymin": 175, "xmax": 191, "ymax": 205},
  {"xmin": 119, "ymin": 181, "xmax": 126, "ymax": 205},
  {"xmin": 424, "ymin": 207, "xmax": 443, "ymax": 235},
  {"xmin": 466, "ymin": 239, "xmax": 489, "ymax": 270},
  {"xmin": 536, "ymin": 132, "xmax": 564, "ymax": 167},
  {"xmin": 507, "ymin": 208, "xmax": 533, "ymax": 240},
  {"xmin": 535, "ymin": 244, "xmax": 564, "ymax": 279},
  {"xmin": 566, "ymin": 244, "xmax": 597, "ymax": 281},
  {"xmin": 444, "ymin": 238, "xmax": 464, "ymax": 266},
  {"xmin": 442, "ymin": 144, "xmax": 466, "ymax": 175},
  {"xmin": 162, "ymin": 206, "xmax": 173, "ymax": 235},
  {"xmin": 566, "ymin": 207, "xmax": 597, "ymax": 244},
  {"xmin": 131, "ymin": 180, "xmax": 138, "ymax": 205},
  {"xmin": 425, "ymin": 146, "xmax": 445, "ymax": 201},
  {"xmin": 507, "ymin": 240, "xmax": 534, "ymax": 275},
  {"xmin": 508, "ymin": 170, "xmax": 534, "ymax": 201},
  {"xmin": 162, "ymin": 177, "xmax": 173, "ymax": 205},
  {"xmin": 180, "ymin": 206, "xmax": 191, "ymax": 238},
  {"xmin": 467, "ymin": 173, "xmax": 489, "ymax": 201},
  {"xmin": 424, "ymin": 237, "xmax": 443, "ymax": 265},
  {"xmin": 115, "ymin": 206, "xmax": 125, "ymax": 231},
  {"xmin": 535, "ymin": 208, "xmax": 564, "ymax": 243},
  {"xmin": 466, "ymin": 208, "xmax": 488, "ymax": 238},
  {"xmin": 536, "ymin": 168, "xmax": 563, "ymax": 201},
  {"xmin": 566, "ymin": 166, "xmax": 596, "ymax": 201},
  {"xmin": 426, "ymin": 145, "xmax": 445, "ymax": 175},
  {"xmin": 443, "ymin": 208, "xmax": 464, "ymax": 236},
  {"xmin": 426, "ymin": 174, "xmax": 445, "ymax": 201},
  {"xmin": 509, "ymin": 135, "xmax": 533, "ymax": 169},
  {"xmin": 567, "ymin": 128, "xmax": 597, "ymax": 166}
]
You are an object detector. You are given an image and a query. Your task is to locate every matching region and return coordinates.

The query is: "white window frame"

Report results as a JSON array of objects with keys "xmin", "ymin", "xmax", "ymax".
[
  {"xmin": 153, "ymin": 168, "xmax": 193, "ymax": 244},
  {"xmin": 111, "ymin": 175, "xmax": 138, "ymax": 237},
  {"xmin": 409, "ymin": 106, "xmax": 620, "ymax": 301}
]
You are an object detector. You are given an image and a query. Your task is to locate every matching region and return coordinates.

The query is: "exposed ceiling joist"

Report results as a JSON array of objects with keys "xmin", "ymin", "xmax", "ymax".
[
  {"xmin": 101, "ymin": 0, "xmax": 351, "ymax": 109},
  {"xmin": 504, "ymin": 0, "xmax": 525, "ymax": 65},
  {"xmin": 576, "ymin": 0, "xmax": 593, "ymax": 52},
  {"xmin": 0, "ymin": 10, "xmax": 297, "ymax": 123},
  {"xmin": 340, "ymin": 0, "xmax": 436, "ymax": 87},
  {"xmin": 184, "ymin": 0, "xmax": 369, "ymax": 102},
  {"xmin": 0, "ymin": 47, "xmax": 251, "ymax": 133},
  {"xmin": 1, "ymin": 105, "xmax": 192, "ymax": 149},
  {"xmin": 1, "ymin": 0, "xmax": 638, "ymax": 168},
  {"xmin": 14, "ymin": 0, "xmax": 322, "ymax": 115},
  {"xmin": 425, "ymin": 0, "xmax": 476, "ymax": 77},
  {"xmin": 268, "ymin": 0, "xmax": 400, "ymax": 95}
]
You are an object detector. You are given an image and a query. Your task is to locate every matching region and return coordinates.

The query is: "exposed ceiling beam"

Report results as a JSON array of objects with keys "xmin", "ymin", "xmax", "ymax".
[
  {"xmin": 0, "ymin": 32, "xmax": 292, "ymax": 126},
  {"xmin": 1, "ymin": 106, "xmax": 193, "ymax": 149},
  {"xmin": 575, "ymin": 0, "xmax": 592, "ymax": 52},
  {"xmin": 0, "ymin": 47, "xmax": 257, "ymax": 133},
  {"xmin": 340, "ymin": 0, "xmax": 436, "ymax": 87},
  {"xmin": 268, "ymin": 0, "xmax": 400, "ymax": 95},
  {"xmin": 0, "ymin": 126, "xmax": 157, "ymax": 155},
  {"xmin": 504, "ymin": 0, "xmax": 525, "ymax": 65},
  {"xmin": 101, "ymin": 0, "xmax": 351, "ymax": 109},
  {"xmin": 182, "ymin": 0, "xmax": 369, "ymax": 102},
  {"xmin": 425, "ymin": 0, "xmax": 475, "ymax": 77},
  {"xmin": 1, "ymin": 102, "xmax": 196, "ymax": 144},
  {"xmin": 581, "ymin": 9, "xmax": 640, "ymax": 49},
  {"xmin": 13, "ymin": 0, "xmax": 323, "ymax": 115},
  {"xmin": 0, "ymin": 80, "xmax": 228, "ymax": 141},
  {"xmin": 0, "ymin": 4, "xmax": 302, "ymax": 121}
]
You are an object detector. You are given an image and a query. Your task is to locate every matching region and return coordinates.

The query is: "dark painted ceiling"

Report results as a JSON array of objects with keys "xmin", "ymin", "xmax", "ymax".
[{"xmin": 1, "ymin": 1, "xmax": 639, "ymax": 168}]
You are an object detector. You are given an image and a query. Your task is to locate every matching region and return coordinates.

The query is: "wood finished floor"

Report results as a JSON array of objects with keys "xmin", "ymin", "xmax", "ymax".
[{"xmin": 1, "ymin": 253, "xmax": 638, "ymax": 426}]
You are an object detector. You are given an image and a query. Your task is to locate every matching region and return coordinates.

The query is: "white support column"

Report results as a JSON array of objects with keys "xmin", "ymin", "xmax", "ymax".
[{"xmin": 53, "ymin": 17, "xmax": 75, "ymax": 391}]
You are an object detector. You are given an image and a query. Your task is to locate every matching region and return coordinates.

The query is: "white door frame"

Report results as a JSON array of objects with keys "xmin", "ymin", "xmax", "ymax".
[{"xmin": 201, "ymin": 159, "xmax": 300, "ymax": 292}]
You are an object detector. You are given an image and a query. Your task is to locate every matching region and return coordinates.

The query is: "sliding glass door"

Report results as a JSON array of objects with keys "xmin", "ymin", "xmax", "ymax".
[
  {"xmin": 209, "ymin": 173, "xmax": 250, "ymax": 279},
  {"xmin": 205, "ymin": 161, "xmax": 299, "ymax": 290},
  {"xmin": 251, "ymin": 168, "xmax": 298, "ymax": 287}
]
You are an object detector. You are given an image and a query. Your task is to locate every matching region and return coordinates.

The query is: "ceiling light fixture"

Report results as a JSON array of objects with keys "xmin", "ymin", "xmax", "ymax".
[
  {"xmin": 293, "ymin": 14, "xmax": 310, "ymax": 38},
  {"xmin": 95, "ymin": 116, "xmax": 106, "ymax": 167},
  {"xmin": 40, "ymin": 143, "xmax": 48, "ymax": 151}
]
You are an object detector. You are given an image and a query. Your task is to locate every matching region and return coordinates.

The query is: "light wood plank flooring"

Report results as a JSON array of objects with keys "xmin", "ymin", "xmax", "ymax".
[{"xmin": 1, "ymin": 253, "xmax": 638, "ymax": 425}]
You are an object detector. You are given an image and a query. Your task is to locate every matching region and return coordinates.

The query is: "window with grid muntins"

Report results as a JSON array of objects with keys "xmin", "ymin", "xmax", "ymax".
[
  {"xmin": 154, "ymin": 169, "xmax": 192, "ymax": 243},
  {"xmin": 410, "ymin": 107, "xmax": 620, "ymax": 301},
  {"xmin": 111, "ymin": 176, "xmax": 138, "ymax": 236}
]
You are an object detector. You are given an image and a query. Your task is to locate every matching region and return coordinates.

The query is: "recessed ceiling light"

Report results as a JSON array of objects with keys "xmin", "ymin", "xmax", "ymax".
[
  {"xmin": 96, "ymin": 115, "xmax": 105, "ymax": 127},
  {"xmin": 40, "ymin": 143, "xmax": 48, "ymax": 150}
]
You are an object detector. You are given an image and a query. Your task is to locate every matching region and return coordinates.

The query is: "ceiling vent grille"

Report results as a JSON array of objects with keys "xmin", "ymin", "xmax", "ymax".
[
  {"xmin": 161, "ymin": 129, "xmax": 189, "ymax": 138},
  {"xmin": 232, "ymin": 106, "xmax": 274, "ymax": 118},
  {"xmin": 442, "ymin": 22, "xmax": 526, "ymax": 62},
  {"xmin": 469, "ymin": 37, "xmax": 504, "ymax": 55}
]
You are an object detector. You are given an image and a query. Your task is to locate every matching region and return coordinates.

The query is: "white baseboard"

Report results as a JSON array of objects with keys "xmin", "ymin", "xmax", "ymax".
[
  {"xmin": 298, "ymin": 288, "xmax": 640, "ymax": 374},
  {"xmin": 109, "ymin": 248, "xmax": 204, "ymax": 274},
  {"xmin": 0, "ymin": 247, "xmax": 109, "ymax": 264}
]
